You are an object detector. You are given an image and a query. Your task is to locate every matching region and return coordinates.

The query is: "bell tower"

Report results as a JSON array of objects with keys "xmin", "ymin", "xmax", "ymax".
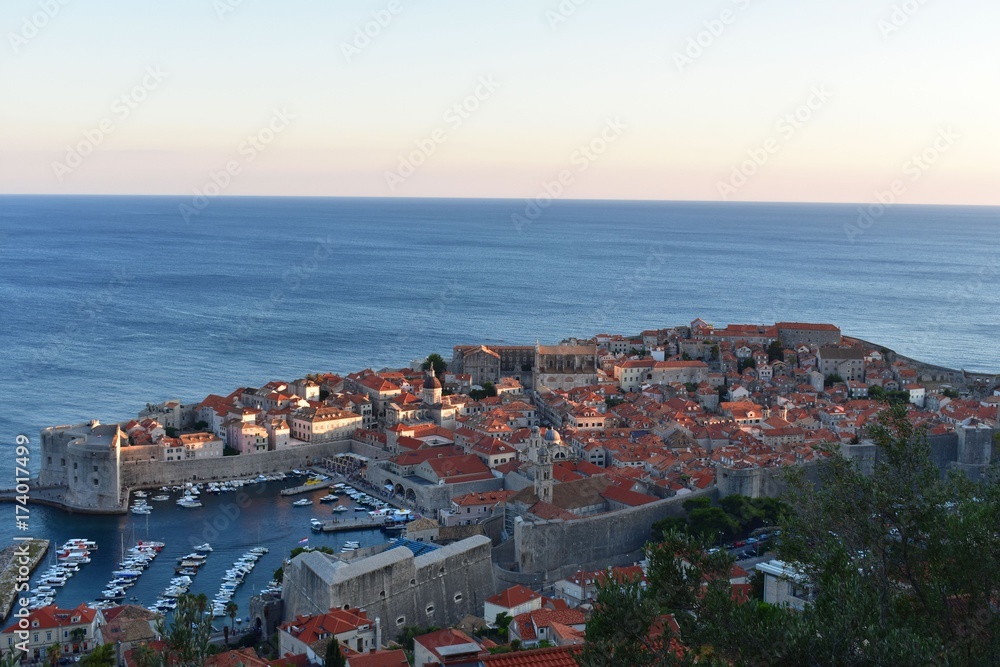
[{"xmin": 534, "ymin": 443, "xmax": 554, "ymax": 504}]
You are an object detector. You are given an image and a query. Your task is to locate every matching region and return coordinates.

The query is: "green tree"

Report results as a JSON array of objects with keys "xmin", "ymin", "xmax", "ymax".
[
  {"xmin": 79, "ymin": 644, "xmax": 115, "ymax": 667},
  {"xmin": 422, "ymin": 353, "xmax": 447, "ymax": 376},
  {"xmin": 324, "ymin": 640, "xmax": 347, "ymax": 667},
  {"xmin": 767, "ymin": 340, "xmax": 784, "ymax": 363},
  {"xmin": 44, "ymin": 643, "xmax": 61, "ymax": 667},
  {"xmin": 130, "ymin": 643, "xmax": 160, "ymax": 667},
  {"xmin": 494, "ymin": 612, "xmax": 513, "ymax": 639},
  {"xmin": 469, "ymin": 382, "xmax": 497, "ymax": 401},
  {"xmin": 155, "ymin": 593, "xmax": 214, "ymax": 667},
  {"xmin": 226, "ymin": 602, "xmax": 239, "ymax": 638},
  {"xmin": 823, "ymin": 373, "xmax": 843, "ymax": 387},
  {"xmin": 582, "ymin": 404, "xmax": 1000, "ymax": 665}
]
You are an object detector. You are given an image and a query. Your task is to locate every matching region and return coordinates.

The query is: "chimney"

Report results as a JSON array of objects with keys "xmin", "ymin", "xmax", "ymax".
[{"xmin": 374, "ymin": 616, "xmax": 382, "ymax": 650}]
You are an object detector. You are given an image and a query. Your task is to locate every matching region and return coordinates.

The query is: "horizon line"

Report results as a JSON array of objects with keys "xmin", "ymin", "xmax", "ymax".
[{"xmin": 0, "ymin": 193, "xmax": 998, "ymax": 210}]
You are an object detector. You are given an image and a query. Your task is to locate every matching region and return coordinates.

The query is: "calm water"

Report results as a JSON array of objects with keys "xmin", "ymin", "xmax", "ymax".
[
  {"xmin": 1, "ymin": 480, "xmax": 386, "ymax": 625},
  {"xmin": 0, "ymin": 196, "xmax": 998, "ymax": 617}
]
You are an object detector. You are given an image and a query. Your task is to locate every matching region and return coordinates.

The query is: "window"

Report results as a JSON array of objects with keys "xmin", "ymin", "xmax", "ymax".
[
  {"xmin": 454, "ymin": 593, "xmax": 463, "ymax": 602},
  {"xmin": 396, "ymin": 616, "xmax": 405, "ymax": 626},
  {"xmin": 47, "ymin": 457, "xmax": 52, "ymax": 465},
  {"xmin": 426, "ymin": 605, "xmax": 434, "ymax": 614},
  {"xmin": 73, "ymin": 462, "xmax": 78, "ymax": 470},
  {"xmin": 93, "ymin": 466, "xmax": 98, "ymax": 472},
  {"xmin": 94, "ymin": 478, "xmax": 99, "ymax": 486}
]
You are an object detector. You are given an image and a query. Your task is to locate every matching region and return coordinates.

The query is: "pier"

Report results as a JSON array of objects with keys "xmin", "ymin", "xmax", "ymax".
[
  {"xmin": 315, "ymin": 516, "xmax": 389, "ymax": 533},
  {"xmin": 279, "ymin": 480, "xmax": 333, "ymax": 496},
  {"xmin": 0, "ymin": 539, "xmax": 49, "ymax": 618}
]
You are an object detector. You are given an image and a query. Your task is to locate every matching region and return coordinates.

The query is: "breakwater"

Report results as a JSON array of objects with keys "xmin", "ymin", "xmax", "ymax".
[{"xmin": 0, "ymin": 539, "xmax": 49, "ymax": 618}]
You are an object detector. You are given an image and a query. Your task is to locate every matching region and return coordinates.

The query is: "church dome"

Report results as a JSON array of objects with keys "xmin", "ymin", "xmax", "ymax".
[
  {"xmin": 544, "ymin": 428, "xmax": 560, "ymax": 443},
  {"xmin": 423, "ymin": 373, "xmax": 442, "ymax": 390}
]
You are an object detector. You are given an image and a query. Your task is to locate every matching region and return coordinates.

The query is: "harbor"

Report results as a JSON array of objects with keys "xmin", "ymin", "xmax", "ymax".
[{"xmin": 0, "ymin": 470, "xmax": 413, "ymax": 626}]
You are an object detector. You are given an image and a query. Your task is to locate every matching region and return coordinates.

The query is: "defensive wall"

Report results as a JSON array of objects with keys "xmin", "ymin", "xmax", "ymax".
[
  {"xmin": 119, "ymin": 440, "xmax": 352, "ymax": 488},
  {"xmin": 717, "ymin": 427, "xmax": 997, "ymax": 498},
  {"xmin": 281, "ymin": 536, "xmax": 496, "ymax": 639},
  {"xmin": 504, "ymin": 488, "xmax": 716, "ymax": 582}
]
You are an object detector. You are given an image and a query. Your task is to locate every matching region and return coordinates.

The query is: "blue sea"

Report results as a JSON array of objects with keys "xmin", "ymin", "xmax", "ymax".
[{"xmin": 0, "ymin": 195, "xmax": 997, "ymax": 617}]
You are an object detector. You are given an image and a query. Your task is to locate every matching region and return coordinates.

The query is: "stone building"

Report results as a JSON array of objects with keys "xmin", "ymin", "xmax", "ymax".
[
  {"xmin": 281, "ymin": 537, "xmax": 496, "ymax": 640},
  {"xmin": 817, "ymin": 347, "xmax": 865, "ymax": 382},
  {"xmin": 535, "ymin": 344, "xmax": 598, "ymax": 390},
  {"xmin": 776, "ymin": 322, "xmax": 842, "ymax": 347}
]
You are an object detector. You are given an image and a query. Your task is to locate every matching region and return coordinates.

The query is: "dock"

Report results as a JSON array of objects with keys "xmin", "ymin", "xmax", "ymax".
[
  {"xmin": 280, "ymin": 480, "xmax": 333, "ymax": 496},
  {"xmin": 0, "ymin": 539, "xmax": 49, "ymax": 618},
  {"xmin": 315, "ymin": 516, "xmax": 389, "ymax": 533}
]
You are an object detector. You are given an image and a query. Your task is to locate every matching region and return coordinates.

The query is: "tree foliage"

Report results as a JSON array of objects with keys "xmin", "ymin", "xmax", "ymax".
[
  {"xmin": 422, "ymin": 353, "xmax": 447, "ymax": 376},
  {"xmin": 325, "ymin": 640, "xmax": 347, "ymax": 667},
  {"xmin": 79, "ymin": 644, "xmax": 115, "ymax": 667},
  {"xmin": 586, "ymin": 404, "xmax": 1000, "ymax": 666},
  {"xmin": 152, "ymin": 593, "xmax": 214, "ymax": 667}
]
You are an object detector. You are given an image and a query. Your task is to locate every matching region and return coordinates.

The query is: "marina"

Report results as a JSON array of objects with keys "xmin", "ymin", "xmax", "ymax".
[{"xmin": 0, "ymin": 472, "xmax": 405, "ymax": 625}]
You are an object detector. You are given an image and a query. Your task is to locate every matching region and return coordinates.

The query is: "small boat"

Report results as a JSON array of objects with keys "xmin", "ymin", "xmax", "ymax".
[
  {"xmin": 333, "ymin": 505, "xmax": 349, "ymax": 513},
  {"xmin": 194, "ymin": 543, "xmax": 213, "ymax": 552},
  {"xmin": 131, "ymin": 507, "xmax": 152, "ymax": 515},
  {"xmin": 133, "ymin": 491, "xmax": 148, "ymax": 498},
  {"xmin": 319, "ymin": 494, "xmax": 338, "ymax": 502},
  {"xmin": 292, "ymin": 499, "xmax": 312, "ymax": 507},
  {"xmin": 151, "ymin": 495, "xmax": 170, "ymax": 501},
  {"xmin": 310, "ymin": 519, "xmax": 323, "ymax": 531}
]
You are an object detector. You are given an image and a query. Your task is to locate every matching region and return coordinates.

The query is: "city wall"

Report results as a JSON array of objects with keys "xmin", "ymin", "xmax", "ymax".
[
  {"xmin": 508, "ymin": 488, "xmax": 715, "ymax": 579},
  {"xmin": 120, "ymin": 440, "xmax": 353, "ymax": 488}
]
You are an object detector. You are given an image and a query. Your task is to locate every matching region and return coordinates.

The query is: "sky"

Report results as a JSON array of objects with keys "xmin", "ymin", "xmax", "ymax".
[{"xmin": 1, "ymin": 0, "xmax": 998, "ymax": 204}]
